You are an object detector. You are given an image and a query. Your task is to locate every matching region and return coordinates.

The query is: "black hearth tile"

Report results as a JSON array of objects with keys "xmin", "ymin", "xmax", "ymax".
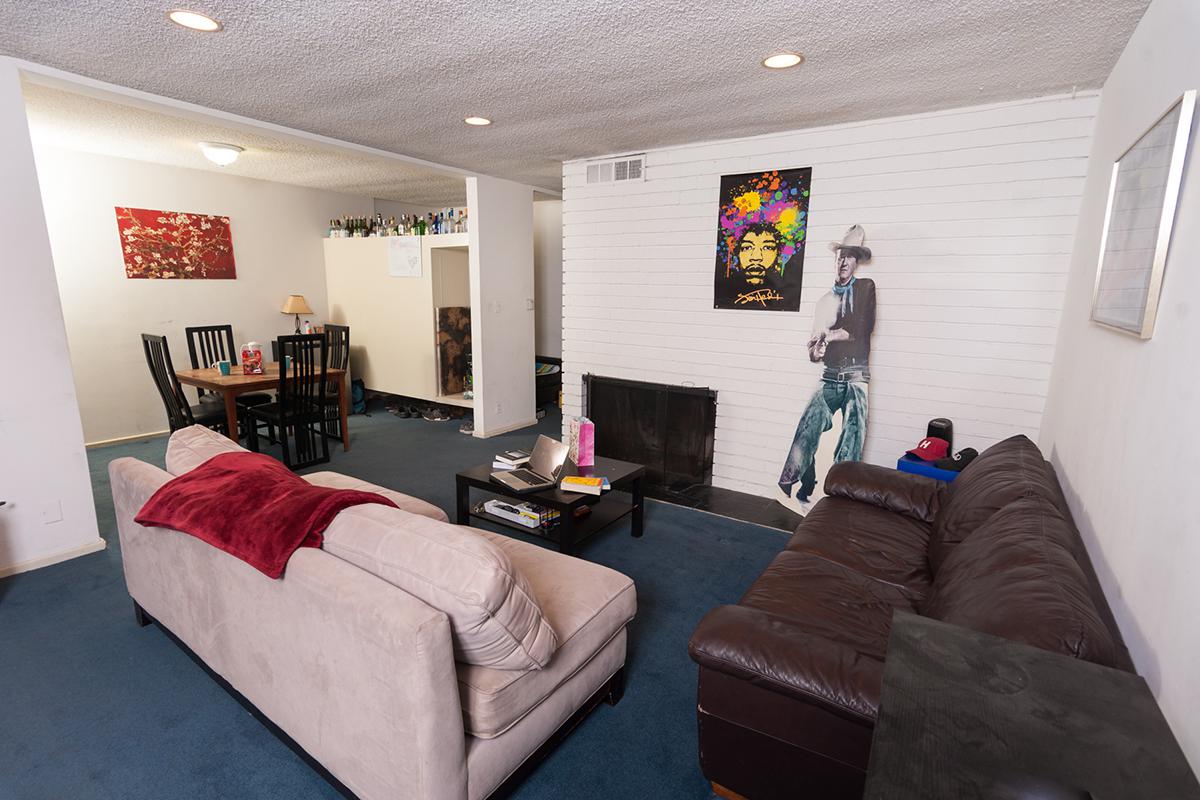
[
  {"xmin": 749, "ymin": 502, "xmax": 805, "ymax": 533},
  {"xmin": 644, "ymin": 484, "xmax": 703, "ymax": 509},
  {"xmin": 645, "ymin": 482, "xmax": 803, "ymax": 533}
]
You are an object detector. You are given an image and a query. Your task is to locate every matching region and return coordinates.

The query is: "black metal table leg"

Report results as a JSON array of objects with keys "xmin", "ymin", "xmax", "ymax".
[
  {"xmin": 558, "ymin": 508, "xmax": 576, "ymax": 556},
  {"xmin": 456, "ymin": 477, "xmax": 470, "ymax": 525},
  {"xmin": 631, "ymin": 475, "xmax": 644, "ymax": 538}
]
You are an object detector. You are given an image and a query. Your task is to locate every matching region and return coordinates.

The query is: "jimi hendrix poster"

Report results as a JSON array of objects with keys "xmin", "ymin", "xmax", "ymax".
[{"xmin": 713, "ymin": 167, "xmax": 810, "ymax": 311}]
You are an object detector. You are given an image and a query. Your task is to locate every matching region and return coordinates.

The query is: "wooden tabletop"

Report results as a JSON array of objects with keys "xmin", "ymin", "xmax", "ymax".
[
  {"xmin": 176, "ymin": 362, "xmax": 347, "ymax": 392},
  {"xmin": 175, "ymin": 361, "xmax": 352, "ymax": 451},
  {"xmin": 456, "ymin": 455, "xmax": 645, "ymax": 508}
]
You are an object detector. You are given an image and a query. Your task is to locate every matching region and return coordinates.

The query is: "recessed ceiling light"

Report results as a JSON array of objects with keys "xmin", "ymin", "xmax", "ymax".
[
  {"xmin": 199, "ymin": 142, "xmax": 243, "ymax": 166},
  {"xmin": 166, "ymin": 9, "xmax": 223, "ymax": 32},
  {"xmin": 464, "ymin": 116, "xmax": 492, "ymax": 126},
  {"xmin": 762, "ymin": 52, "xmax": 804, "ymax": 70}
]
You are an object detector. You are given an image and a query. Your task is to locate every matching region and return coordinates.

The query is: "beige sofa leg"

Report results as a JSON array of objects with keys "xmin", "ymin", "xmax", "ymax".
[{"xmin": 606, "ymin": 667, "xmax": 626, "ymax": 706}]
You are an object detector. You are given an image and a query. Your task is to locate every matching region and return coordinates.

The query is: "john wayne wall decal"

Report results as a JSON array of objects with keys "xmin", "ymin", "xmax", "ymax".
[
  {"xmin": 713, "ymin": 167, "xmax": 811, "ymax": 311},
  {"xmin": 776, "ymin": 224, "xmax": 876, "ymax": 514}
]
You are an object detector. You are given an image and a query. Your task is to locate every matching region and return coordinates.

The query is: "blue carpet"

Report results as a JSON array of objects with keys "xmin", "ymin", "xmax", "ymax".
[{"xmin": 0, "ymin": 405, "xmax": 787, "ymax": 799}]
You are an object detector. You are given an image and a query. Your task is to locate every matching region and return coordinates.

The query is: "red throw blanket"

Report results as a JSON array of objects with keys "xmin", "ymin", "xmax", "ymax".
[{"xmin": 134, "ymin": 451, "xmax": 397, "ymax": 578}]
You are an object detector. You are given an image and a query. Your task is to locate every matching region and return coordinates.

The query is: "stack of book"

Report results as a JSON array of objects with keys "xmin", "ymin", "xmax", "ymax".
[
  {"xmin": 559, "ymin": 475, "xmax": 611, "ymax": 495},
  {"xmin": 492, "ymin": 449, "xmax": 531, "ymax": 470}
]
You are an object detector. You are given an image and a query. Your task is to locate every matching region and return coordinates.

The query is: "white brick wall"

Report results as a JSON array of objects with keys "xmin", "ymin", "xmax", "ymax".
[{"xmin": 562, "ymin": 92, "xmax": 1098, "ymax": 497}]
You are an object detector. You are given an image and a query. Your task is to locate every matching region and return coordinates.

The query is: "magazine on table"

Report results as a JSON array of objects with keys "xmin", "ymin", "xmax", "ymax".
[{"xmin": 494, "ymin": 449, "xmax": 532, "ymax": 467}]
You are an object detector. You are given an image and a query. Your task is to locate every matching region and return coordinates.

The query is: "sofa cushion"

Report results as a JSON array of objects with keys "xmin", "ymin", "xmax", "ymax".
[
  {"xmin": 303, "ymin": 471, "xmax": 447, "ymax": 522},
  {"xmin": 455, "ymin": 529, "xmax": 636, "ymax": 738},
  {"xmin": 929, "ymin": 435, "xmax": 1059, "ymax": 572},
  {"xmin": 922, "ymin": 496, "xmax": 1119, "ymax": 667},
  {"xmin": 787, "ymin": 496, "xmax": 933, "ymax": 600},
  {"xmin": 322, "ymin": 507, "xmax": 558, "ymax": 670},
  {"xmin": 165, "ymin": 424, "xmax": 245, "ymax": 475},
  {"xmin": 741, "ymin": 550, "xmax": 917, "ymax": 661}
]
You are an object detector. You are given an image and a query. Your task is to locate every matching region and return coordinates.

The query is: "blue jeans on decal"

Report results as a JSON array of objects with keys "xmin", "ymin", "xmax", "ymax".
[{"xmin": 779, "ymin": 379, "xmax": 868, "ymax": 502}]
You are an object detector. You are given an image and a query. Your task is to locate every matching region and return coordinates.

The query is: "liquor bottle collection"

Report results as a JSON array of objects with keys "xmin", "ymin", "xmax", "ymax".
[{"xmin": 326, "ymin": 208, "xmax": 468, "ymax": 238}]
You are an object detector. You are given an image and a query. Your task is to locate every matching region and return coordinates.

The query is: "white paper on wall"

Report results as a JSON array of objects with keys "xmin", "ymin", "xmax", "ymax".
[{"xmin": 387, "ymin": 237, "xmax": 422, "ymax": 277}]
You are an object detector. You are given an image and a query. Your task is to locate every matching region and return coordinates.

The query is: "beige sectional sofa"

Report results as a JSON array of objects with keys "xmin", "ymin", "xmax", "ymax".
[{"xmin": 110, "ymin": 426, "xmax": 636, "ymax": 800}]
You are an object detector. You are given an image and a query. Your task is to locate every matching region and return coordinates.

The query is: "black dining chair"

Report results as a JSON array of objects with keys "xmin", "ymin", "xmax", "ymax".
[
  {"xmin": 142, "ymin": 334, "xmax": 226, "ymax": 434},
  {"xmin": 322, "ymin": 324, "xmax": 350, "ymax": 440},
  {"xmin": 246, "ymin": 334, "xmax": 330, "ymax": 470},
  {"xmin": 185, "ymin": 324, "xmax": 274, "ymax": 441}
]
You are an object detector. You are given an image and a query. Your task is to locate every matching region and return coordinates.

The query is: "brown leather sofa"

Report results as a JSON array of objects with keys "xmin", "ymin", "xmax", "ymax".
[{"xmin": 687, "ymin": 435, "xmax": 1133, "ymax": 800}]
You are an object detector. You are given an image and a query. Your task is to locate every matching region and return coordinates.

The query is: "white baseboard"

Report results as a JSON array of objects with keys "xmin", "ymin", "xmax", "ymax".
[
  {"xmin": 0, "ymin": 537, "xmax": 107, "ymax": 578},
  {"xmin": 473, "ymin": 418, "xmax": 538, "ymax": 438},
  {"xmin": 86, "ymin": 430, "xmax": 170, "ymax": 448}
]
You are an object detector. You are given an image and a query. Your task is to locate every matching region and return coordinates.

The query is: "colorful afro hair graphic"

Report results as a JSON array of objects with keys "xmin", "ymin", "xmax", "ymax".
[{"xmin": 717, "ymin": 170, "xmax": 809, "ymax": 278}]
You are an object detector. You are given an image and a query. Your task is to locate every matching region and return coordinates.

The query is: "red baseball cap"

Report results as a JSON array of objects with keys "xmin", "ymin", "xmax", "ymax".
[{"xmin": 907, "ymin": 437, "xmax": 950, "ymax": 462}]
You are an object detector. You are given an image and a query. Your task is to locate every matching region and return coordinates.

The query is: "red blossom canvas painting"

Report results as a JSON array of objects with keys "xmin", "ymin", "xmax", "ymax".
[{"xmin": 115, "ymin": 207, "xmax": 237, "ymax": 279}]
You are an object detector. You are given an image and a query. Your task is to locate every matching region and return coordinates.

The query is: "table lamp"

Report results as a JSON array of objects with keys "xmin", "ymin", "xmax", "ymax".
[{"xmin": 281, "ymin": 294, "xmax": 313, "ymax": 334}]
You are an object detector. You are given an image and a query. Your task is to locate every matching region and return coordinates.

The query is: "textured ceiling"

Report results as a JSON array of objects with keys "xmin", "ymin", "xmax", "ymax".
[
  {"xmin": 1, "ymin": 0, "xmax": 1148, "ymax": 192},
  {"xmin": 21, "ymin": 82, "xmax": 467, "ymax": 206}
]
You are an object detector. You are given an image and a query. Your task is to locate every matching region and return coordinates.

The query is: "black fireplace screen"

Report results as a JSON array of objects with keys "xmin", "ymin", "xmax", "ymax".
[{"xmin": 583, "ymin": 374, "xmax": 716, "ymax": 490}]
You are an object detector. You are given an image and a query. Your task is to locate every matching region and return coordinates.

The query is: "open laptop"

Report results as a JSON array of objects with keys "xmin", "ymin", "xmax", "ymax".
[{"xmin": 490, "ymin": 435, "xmax": 570, "ymax": 493}]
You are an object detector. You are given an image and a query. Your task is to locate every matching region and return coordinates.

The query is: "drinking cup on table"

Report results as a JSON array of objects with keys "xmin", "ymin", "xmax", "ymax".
[
  {"xmin": 212, "ymin": 360, "xmax": 232, "ymax": 376},
  {"xmin": 283, "ymin": 355, "xmax": 292, "ymax": 371}
]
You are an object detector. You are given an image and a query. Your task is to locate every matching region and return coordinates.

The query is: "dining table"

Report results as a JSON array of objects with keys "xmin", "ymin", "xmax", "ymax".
[{"xmin": 175, "ymin": 362, "xmax": 350, "ymax": 451}]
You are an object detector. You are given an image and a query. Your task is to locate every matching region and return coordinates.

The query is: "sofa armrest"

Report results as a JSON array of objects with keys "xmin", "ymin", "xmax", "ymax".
[
  {"xmin": 824, "ymin": 461, "xmax": 945, "ymax": 523},
  {"xmin": 688, "ymin": 604, "xmax": 883, "ymax": 724}
]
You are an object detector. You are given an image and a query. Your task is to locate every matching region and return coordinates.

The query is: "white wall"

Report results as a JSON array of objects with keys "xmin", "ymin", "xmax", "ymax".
[
  {"xmin": 562, "ymin": 93, "xmax": 1098, "ymax": 496},
  {"xmin": 1040, "ymin": 0, "xmax": 1200, "ymax": 768},
  {"xmin": 467, "ymin": 176, "xmax": 536, "ymax": 436},
  {"xmin": 374, "ymin": 198, "xmax": 442, "ymax": 221},
  {"xmin": 0, "ymin": 59, "xmax": 101, "ymax": 575},
  {"xmin": 34, "ymin": 145, "xmax": 373, "ymax": 443},
  {"xmin": 533, "ymin": 199, "xmax": 563, "ymax": 358},
  {"xmin": 323, "ymin": 237, "xmax": 442, "ymax": 402}
]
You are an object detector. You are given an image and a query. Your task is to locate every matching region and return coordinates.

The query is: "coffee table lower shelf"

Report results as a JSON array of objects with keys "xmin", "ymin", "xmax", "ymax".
[{"xmin": 469, "ymin": 493, "xmax": 635, "ymax": 553}]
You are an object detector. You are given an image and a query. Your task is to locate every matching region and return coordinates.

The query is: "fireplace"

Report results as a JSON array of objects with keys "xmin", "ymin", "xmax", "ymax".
[{"xmin": 583, "ymin": 375, "xmax": 716, "ymax": 492}]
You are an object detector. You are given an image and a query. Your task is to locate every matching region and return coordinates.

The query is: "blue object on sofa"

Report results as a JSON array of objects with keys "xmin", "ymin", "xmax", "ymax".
[{"xmin": 896, "ymin": 453, "xmax": 960, "ymax": 482}]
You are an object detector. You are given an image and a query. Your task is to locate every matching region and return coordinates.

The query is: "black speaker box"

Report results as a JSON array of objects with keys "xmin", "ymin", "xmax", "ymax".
[{"xmin": 926, "ymin": 418, "xmax": 953, "ymax": 451}]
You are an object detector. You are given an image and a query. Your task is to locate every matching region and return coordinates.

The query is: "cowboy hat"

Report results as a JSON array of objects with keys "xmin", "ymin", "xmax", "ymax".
[{"xmin": 828, "ymin": 224, "xmax": 872, "ymax": 261}]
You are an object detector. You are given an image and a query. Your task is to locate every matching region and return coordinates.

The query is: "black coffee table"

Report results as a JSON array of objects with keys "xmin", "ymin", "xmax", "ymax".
[
  {"xmin": 865, "ymin": 611, "xmax": 1200, "ymax": 799},
  {"xmin": 455, "ymin": 455, "xmax": 645, "ymax": 555}
]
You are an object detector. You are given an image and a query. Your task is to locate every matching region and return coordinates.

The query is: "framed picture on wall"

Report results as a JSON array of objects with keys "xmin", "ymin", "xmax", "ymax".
[
  {"xmin": 115, "ymin": 207, "xmax": 236, "ymax": 279},
  {"xmin": 1091, "ymin": 90, "xmax": 1196, "ymax": 338},
  {"xmin": 713, "ymin": 167, "xmax": 811, "ymax": 311}
]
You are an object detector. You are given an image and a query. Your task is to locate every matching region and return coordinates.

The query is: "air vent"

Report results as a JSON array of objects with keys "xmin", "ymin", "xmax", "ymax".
[{"xmin": 585, "ymin": 154, "xmax": 646, "ymax": 185}]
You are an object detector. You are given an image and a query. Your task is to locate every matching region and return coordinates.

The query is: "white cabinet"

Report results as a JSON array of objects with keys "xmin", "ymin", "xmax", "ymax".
[{"xmin": 324, "ymin": 233, "xmax": 471, "ymax": 406}]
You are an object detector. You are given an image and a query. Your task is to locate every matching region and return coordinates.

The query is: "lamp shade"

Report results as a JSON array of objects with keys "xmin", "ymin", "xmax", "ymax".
[{"xmin": 281, "ymin": 295, "xmax": 313, "ymax": 315}]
